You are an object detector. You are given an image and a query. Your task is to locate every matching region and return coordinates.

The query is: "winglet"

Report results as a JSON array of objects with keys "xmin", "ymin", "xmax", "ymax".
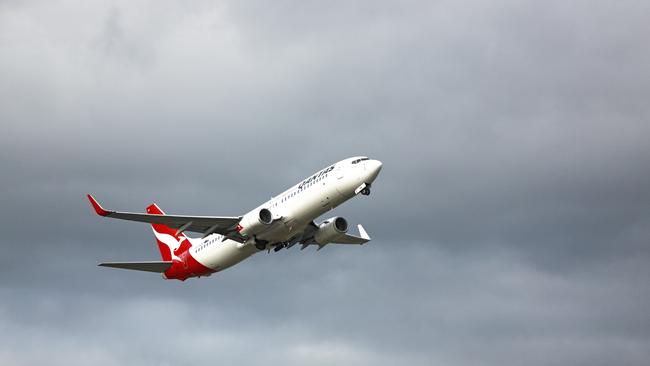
[
  {"xmin": 358, "ymin": 224, "xmax": 370, "ymax": 241},
  {"xmin": 87, "ymin": 194, "xmax": 110, "ymax": 216}
]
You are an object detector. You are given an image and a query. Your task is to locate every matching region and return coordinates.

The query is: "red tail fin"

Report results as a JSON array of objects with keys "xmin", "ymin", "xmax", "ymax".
[{"xmin": 147, "ymin": 203, "xmax": 191, "ymax": 261}]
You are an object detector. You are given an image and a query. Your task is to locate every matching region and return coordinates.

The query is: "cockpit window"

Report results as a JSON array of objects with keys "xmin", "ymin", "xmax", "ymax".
[{"xmin": 351, "ymin": 158, "xmax": 370, "ymax": 164}]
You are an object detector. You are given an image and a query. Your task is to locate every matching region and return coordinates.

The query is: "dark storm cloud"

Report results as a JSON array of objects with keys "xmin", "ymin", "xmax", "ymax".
[{"xmin": 1, "ymin": 0, "xmax": 649, "ymax": 365}]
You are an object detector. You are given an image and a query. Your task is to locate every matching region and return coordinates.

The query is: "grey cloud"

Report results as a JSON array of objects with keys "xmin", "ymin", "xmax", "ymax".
[{"xmin": 2, "ymin": 244, "xmax": 649, "ymax": 365}]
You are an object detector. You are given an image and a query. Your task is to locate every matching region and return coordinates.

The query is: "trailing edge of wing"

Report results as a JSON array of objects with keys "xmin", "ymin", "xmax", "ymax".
[
  {"xmin": 98, "ymin": 261, "xmax": 173, "ymax": 273},
  {"xmin": 86, "ymin": 194, "xmax": 244, "ymax": 240}
]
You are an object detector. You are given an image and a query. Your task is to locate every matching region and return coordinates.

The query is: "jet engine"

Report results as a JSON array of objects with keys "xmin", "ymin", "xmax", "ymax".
[
  {"xmin": 314, "ymin": 217, "xmax": 348, "ymax": 244},
  {"xmin": 238, "ymin": 208, "xmax": 274, "ymax": 236}
]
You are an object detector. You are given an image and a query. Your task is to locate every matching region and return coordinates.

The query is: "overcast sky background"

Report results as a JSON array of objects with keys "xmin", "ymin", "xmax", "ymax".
[{"xmin": 1, "ymin": 0, "xmax": 649, "ymax": 365}]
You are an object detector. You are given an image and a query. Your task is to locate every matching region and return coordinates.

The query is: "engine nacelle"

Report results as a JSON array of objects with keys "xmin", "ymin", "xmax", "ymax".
[
  {"xmin": 239, "ymin": 208, "xmax": 273, "ymax": 236},
  {"xmin": 314, "ymin": 217, "xmax": 348, "ymax": 245}
]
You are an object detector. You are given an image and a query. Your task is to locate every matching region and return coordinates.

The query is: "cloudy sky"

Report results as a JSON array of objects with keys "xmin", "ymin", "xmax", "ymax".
[{"xmin": 1, "ymin": 0, "xmax": 649, "ymax": 365}]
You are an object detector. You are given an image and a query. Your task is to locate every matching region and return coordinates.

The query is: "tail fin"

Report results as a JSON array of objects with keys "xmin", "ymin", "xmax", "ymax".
[{"xmin": 147, "ymin": 203, "xmax": 191, "ymax": 262}]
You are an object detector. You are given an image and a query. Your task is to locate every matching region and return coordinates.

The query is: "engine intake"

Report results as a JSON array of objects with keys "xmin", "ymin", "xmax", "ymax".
[
  {"xmin": 239, "ymin": 208, "xmax": 274, "ymax": 236},
  {"xmin": 314, "ymin": 217, "xmax": 348, "ymax": 244},
  {"xmin": 258, "ymin": 208, "xmax": 272, "ymax": 225}
]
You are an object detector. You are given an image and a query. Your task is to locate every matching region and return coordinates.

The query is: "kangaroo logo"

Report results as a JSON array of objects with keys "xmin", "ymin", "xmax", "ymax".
[{"xmin": 153, "ymin": 230, "xmax": 185, "ymax": 262}]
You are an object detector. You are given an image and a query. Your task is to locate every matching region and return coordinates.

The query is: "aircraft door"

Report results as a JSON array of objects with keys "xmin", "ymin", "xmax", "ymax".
[
  {"xmin": 320, "ymin": 178, "xmax": 330, "ymax": 207},
  {"xmin": 323, "ymin": 170, "xmax": 343, "ymax": 209}
]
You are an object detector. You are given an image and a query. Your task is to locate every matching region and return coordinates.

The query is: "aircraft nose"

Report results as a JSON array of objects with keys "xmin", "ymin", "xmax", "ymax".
[{"xmin": 366, "ymin": 159, "xmax": 383, "ymax": 182}]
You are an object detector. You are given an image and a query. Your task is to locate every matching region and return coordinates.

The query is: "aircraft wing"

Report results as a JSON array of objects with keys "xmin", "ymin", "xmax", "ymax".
[
  {"xmin": 300, "ymin": 221, "xmax": 371, "ymax": 249},
  {"xmin": 87, "ymin": 194, "xmax": 244, "ymax": 240},
  {"xmin": 330, "ymin": 224, "xmax": 371, "ymax": 244}
]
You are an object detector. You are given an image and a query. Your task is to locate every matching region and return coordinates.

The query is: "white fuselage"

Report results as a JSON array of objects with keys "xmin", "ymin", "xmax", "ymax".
[{"xmin": 187, "ymin": 156, "xmax": 382, "ymax": 273}]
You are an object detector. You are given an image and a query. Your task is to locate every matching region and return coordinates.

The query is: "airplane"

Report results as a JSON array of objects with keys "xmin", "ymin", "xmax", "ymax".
[{"xmin": 87, "ymin": 156, "xmax": 382, "ymax": 281}]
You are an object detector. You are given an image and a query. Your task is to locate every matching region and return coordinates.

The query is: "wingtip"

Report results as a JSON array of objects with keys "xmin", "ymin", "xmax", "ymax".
[
  {"xmin": 358, "ymin": 224, "xmax": 371, "ymax": 241},
  {"xmin": 87, "ymin": 194, "xmax": 109, "ymax": 216}
]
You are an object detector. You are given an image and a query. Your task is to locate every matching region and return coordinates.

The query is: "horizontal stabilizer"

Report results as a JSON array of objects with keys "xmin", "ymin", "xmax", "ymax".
[{"xmin": 98, "ymin": 261, "xmax": 173, "ymax": 273}]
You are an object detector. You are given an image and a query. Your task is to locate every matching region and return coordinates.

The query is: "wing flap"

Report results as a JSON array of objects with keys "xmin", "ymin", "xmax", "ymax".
[{"xmin": 98, "ymin": 261, "xmax": 173, "ymax": 273}]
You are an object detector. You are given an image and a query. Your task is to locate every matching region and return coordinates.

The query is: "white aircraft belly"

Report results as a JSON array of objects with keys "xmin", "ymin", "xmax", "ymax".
[
  {"xmin": 258, "ymin": 221, "xmax": 292, "ymax": 242},
  {"xmin": 193, "ymin": 240, "xmax": 258, "ymax": 272}
]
